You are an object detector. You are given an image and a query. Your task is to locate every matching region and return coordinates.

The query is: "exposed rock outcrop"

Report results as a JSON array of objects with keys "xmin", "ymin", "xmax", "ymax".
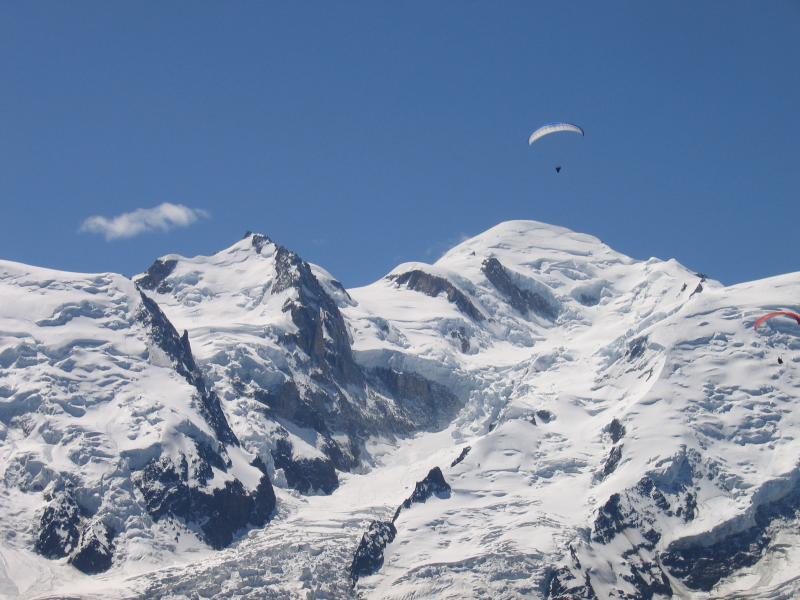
[
  {"xmin": 605, "ymin": 418, "xmax": 626, "ymax": 443},
  {"xmin": 136, "ymin": 291, "xmax": 237, "ymax": 446},
  {"xmin": 390, "ymin": 270, "xmax": 484, "ymax": 322},
  {"xmin": 272, "ymin": 438, "xmax": 339, "ymax": 495},
  {"xmin": 662, "ymin": 475, "xmax": 800, "ymax": 591},
  {"xmin": 451, "ymin": 446, "xmax": 471, "ymax": 467},
  {"xmin": 393, "ymin": 467, "xmax": 451, "ymax": 522},
  {"xmin": 369, "ymin": 368, "xmax": 461, "ymax": 430},
  {"xmin": 136, "ymin": 258, "xmax": 178, "ymax": 293},
  {"xmin": 69, "ymin": 521, "xmax": 115, "ymax": 574},
  {"xmin": 349, "ymin": 520, "xmax": 397, "ymax": 584},
  {"xmin": 274, "ymin": 245, "xmax": 363, "ymax": 387},
  {"xmin": 351, "ymin": 467, "xmax": 452, "ymax": 585},
  {"xmin": 134, "ymin": 450, "xmax": 275, "ymax": 550},
  {"xmin": 35, "ymin": 485, "xmax": 81, "ymax": 559},
  {"xmin": 482, "ymin": 257, "xmax": 558, "ymax": 320}
]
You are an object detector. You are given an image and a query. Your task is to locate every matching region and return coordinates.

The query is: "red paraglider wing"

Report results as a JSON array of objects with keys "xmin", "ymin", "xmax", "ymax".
[{"xmin": 753, "ymin": 311, "xmax": 800, "ymax": 330}]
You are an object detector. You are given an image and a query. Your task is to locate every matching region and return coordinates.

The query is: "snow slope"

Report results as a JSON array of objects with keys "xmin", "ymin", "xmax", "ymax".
[
  {"xmin": 2, "ymin": 220, "xmax": 800, "ymax": 599},
  {"xmin": 0, "ymin": 261, "xmax": 273, "ymax": 599}
]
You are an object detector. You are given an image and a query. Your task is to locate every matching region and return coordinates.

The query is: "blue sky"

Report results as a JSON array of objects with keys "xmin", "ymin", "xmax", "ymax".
[{"xmin": 1, "ymin": 2, "xmax": 798, "ymax": 286}]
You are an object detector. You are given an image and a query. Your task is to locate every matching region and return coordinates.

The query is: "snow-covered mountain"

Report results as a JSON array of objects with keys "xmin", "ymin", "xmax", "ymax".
[
  {"xmin": 0, "ymin": 260, "xmax": 275, "ymax": 597},
  {"xmin": 134, "ymin": 233, "xmax": 460, "ymax": 495},
  {"xmin": 1, "ymin": 220, "xmax": 799, "ymax": 599}
]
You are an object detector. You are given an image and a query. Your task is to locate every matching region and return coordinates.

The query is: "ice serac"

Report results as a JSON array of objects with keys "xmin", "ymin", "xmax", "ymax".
[
  {"xmin": 0, "ymin": 260, "xmax": 274, "ymax": 582},
  {"xmin": 136, "ymin": 232, "xmax": 462, "ymax": 495}
]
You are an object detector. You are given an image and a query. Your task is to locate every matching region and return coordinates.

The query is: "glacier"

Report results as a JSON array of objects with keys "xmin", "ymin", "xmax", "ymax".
[{"xmin": 1, "ymin": 220, "xmax": 799, "ymax": 599}]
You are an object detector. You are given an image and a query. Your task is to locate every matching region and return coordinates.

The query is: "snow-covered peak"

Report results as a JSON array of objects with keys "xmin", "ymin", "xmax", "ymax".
[
  {"xmin": 135, "ymin": 231, "xmax": 351, "ymax": 331},
  {"xmin": 438, "ymin": 219, "xmax": 621, "ymax": 266},
  {"xmin": 434, "ymin": 219, "xmax": 703, "ymax": 296},
  {"xmin": 346, "ymin": 220, "xmax": 711, "ymax": 371},
  {"xmin": 135, "ymin": 232, "xmax": 450, "ymax": 501}
]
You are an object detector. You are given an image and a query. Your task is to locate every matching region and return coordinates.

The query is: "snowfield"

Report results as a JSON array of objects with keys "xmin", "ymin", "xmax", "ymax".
[{"xmin": 2, "ymin": 220, "xmax": 799, "ymax": 599}]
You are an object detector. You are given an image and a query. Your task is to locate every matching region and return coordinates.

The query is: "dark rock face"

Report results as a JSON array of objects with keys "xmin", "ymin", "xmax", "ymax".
[
  {"xmin": 536, "ymin": 409, "xmax": 556, "ymax": 424},
  {"xmin": 679, "ymin": 492, "xmax": 697, "ymax": 522},
  {"xmin": 250, "ymin": 457, "xmax": 279, "ymax": 526},
  {"xmin": 394, "ymin": 467, "xmax": 451, "ymax": 521},
  {"xmin": 320, "ymin": 436, "xmax": 360, "ymax": 473},
  {"xmin": 620, "ymin": 563, "xmax": 674, "ymax": 600},
  {"xmin": 370, "ymin": 368, "xmax": 461, "ymax": 430},
  {"xmin": 35, "ymin": 487, "xmax": 81, "ymax": 559},
  {"xmin": 136, "ymin": 291, "xmax": 237, "ymax": 446},
  {"xmin": 134, "ymin": 449, "xmax": 276, "ymax": 550},
  {"xmin": 254, "ymin": 381, "xmax": 322, "ymax": 431},
  {"xmin": 69, "ymin": 522, "xmax": 115, "ymax": 574},
  {"xmin": 252, "ymin": 381, "xmax": 362, "ymax": 474},
  {"xmin": 662, "ymin": 527, "xmax": 767, "ymax": 592},
  {"xmin": 550, "ymin": 451, "xmax": 707, "ymax": 599},
  {"xmin": 274, "ymin": 245, "xmax": 363, "ymax": 386},
  {"xmin": 35, "ymin": 486, "xmax": 126, "ymax": 575},
  {"xmin": 690, "ymin": 279, "xmax": 704, "ymax": 296},
  {"xmin": 137, "ymin": 258, "xmax": 178, "ymax": 293},
  {"xmin": 546, "ymin": 566, "xmax": 598, "ymax": 600},
  {"xmin": 481, "ymin": 257, "xmax": 558, "ymax": 320},
  {"xmin": 248, "ymin": 232, "xmax": 273, "ymax": 254},
  {"xmin": 591, "ymin": 476, "xmax": 667, "ymax": 547},
  {"xmin": 605, "ymin": 418, "xmax": 626, "ymax": 443},
  {"xmin": 451, "ymin": 446, "xmax": 471, "ymax": 467},
  {"xmin": 592, "ymin": 493, "xmax": 627, "ymax": 544},
  {"xmin": 390, "ymin": 270, "xmax": 484, "ymax": 322},
  {"xmin": 637, "ymin": 477, "xmax": 670, "ymax": 515},
  {"xmin": 253, "ymin": 312, "xmax": 464, "ymax": 486},
  {"xmin": 662, "ymin": 476, "xmax": 800, "ymax": 591},
  {"xmin": 272, "ymin": 438, "xmax": 339, "ymax": 495},
  {"xmin": 350, "ymin": 520, "xmax": 397, "ymax": 583},
  {"xmin": 597, "ymin": 444, "xmax": 623, "ymax": 481},
  {"xmin": 247, "ymin": 242, "xmax": 380, "ymax": 472},
  {"xmin": 30, "ymin": 287, "xmax": 281, "ymax": 573}
]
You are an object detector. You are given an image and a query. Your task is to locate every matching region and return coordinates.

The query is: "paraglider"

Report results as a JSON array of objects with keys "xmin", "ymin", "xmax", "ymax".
[
  {"xmin": 528, "ymin": 122, "xmax": 584, "ymax": 146},
  {"xmin": 529, "ymin": 123, "xmax": 583, "ymax": 173},
  {"xmin": 753, "ymin": 311, "xmax": 800, "ymax": 331}
]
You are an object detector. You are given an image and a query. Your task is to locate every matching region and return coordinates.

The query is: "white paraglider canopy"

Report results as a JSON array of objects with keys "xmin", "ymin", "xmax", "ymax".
[{"xmin": 528, "ymin": 122, "xmax": 584, "ymax": 145}]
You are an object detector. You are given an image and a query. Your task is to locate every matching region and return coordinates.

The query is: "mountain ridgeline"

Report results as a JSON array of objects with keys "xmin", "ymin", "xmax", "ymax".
[{"xmin": 1, "ymin": 220, "xmax": 800, "ymax": 600}]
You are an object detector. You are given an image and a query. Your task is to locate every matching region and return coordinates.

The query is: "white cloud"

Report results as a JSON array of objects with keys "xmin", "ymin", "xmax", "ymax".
[{"xmin": 80, "ymin": 203, "xmax": 209, "ymax": 240}]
